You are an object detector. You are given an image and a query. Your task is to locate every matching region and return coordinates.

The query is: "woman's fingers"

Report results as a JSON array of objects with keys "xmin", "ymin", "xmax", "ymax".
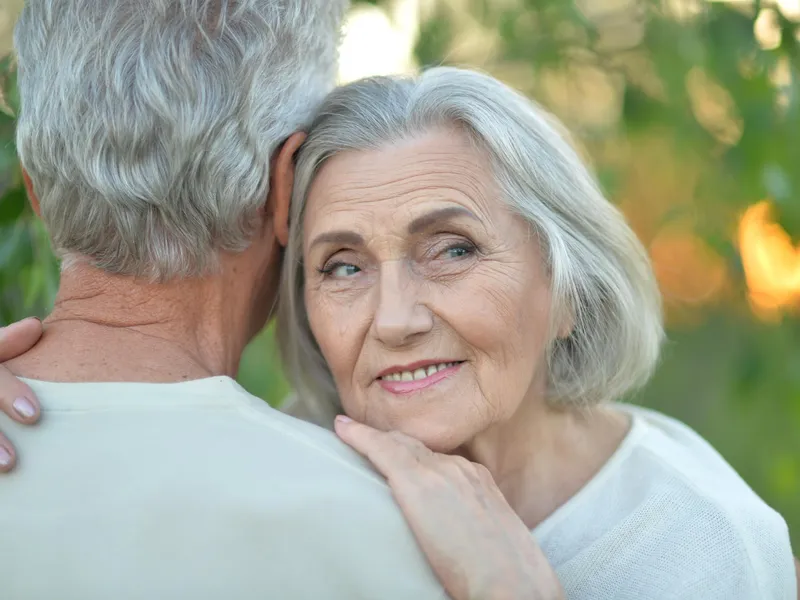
[
  {"xmin": 0, "ymin": 431, "xmax": 17, "ymax": 473},
  {"xmin": 0, "ymin": 365, "xmax": 40, "ymax": 425},
  {"xmin": 0, "ymin": 318, "xmax": 43, "ymax": 362},
  {"xmin": 0, "ymin": 318, "xmax": 44, "ymax": 472},
  {"xmin": 0, "ymin": 319, "xmax": 42, "ymax": 426},
  {"xmin": 334, "ymin": 416, "xmax": 432, "ymax": 479}
]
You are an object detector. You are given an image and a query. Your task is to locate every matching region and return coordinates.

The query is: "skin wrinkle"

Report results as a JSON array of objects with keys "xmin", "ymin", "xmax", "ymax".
[
  {"xmin": 318, "ymin": 146, "xmax": 493, "ymax": 219},
  {"xmin": 316, "ymin": 188, "xmax": 491, "ymax": 235},
  {"xmin": 45, "ymin": 272, "xmax": 216, "ymax": 374},
  {"xmin": 303, "ymin": 129, "xmax": 629, "ymax": 527}
]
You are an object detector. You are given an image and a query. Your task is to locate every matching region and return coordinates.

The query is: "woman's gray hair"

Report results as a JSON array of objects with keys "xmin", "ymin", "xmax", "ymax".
[
  {"xmin": 14, "ymin": 0, "xmax": 347, "ymax": 280},
  {"xmin": 278, "ymin": 67, "xmax": 664, "ymax": 423}
]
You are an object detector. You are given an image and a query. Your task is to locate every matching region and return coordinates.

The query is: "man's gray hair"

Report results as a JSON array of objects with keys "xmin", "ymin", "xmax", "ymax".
[
  {"xmin": 278, "ymin": 67, "xmax": 664, "ymax": 424},
  {"xmin": 14, "ymin": 0, "xmax": 348, "ymax": 280}
]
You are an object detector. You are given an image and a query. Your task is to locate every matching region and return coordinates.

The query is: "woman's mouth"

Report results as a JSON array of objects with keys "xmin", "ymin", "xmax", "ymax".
[{"xmin": 377, "ymin": 361, "xmax": 464, "ymax": 394}]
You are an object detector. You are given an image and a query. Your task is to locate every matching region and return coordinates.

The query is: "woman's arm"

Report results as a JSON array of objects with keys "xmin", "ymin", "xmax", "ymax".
[
  {"xmin": 0, "ymin": 318, "xmax": 43, "ymax": 472},
  {"xmin": 334, "ymin": 415, "xmax": 564, "ymax": 600}
]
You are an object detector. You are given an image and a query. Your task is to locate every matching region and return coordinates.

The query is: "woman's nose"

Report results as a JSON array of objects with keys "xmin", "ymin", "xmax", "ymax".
[{"xmin": 373, "ymin": 262, "xmax": 434, "ymax": 347}]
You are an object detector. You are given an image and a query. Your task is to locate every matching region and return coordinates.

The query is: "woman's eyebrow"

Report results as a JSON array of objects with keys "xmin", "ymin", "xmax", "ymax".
[
  {"xmin": 309, "ymin": 207, "xmax": 479, "ymax": 251},
  {"xmin": 407, "ymin": 206, "xmax": 480, "ymax": 234},
  {"xmin": 308, "ymin": 230, "xmax": 364, "ymax": 251}
]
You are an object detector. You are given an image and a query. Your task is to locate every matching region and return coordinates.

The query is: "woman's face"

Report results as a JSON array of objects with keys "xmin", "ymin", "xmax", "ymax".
[{"xmin": 303, "ymin": 129, "xmax": 554, "ymax": 452}]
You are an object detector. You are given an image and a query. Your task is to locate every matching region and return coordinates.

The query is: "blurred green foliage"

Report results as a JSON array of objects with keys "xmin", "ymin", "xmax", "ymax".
[
  {"xmin": 1, "ymin": 0, "xmax": 798, "ymax": 547},
  {"xmin": 0, "ymin": 55, "xmax": 59, "ymax": 324}
]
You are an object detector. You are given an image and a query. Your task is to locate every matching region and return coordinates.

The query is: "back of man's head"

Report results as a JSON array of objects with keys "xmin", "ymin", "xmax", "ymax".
[{"xmin": 14, "ymin": 0, "xmax": 348, "ymax": 281}]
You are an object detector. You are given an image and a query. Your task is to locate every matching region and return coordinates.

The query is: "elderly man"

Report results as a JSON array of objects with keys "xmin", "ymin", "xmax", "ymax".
[{"xmin": 0, "ymin": 1, "xmax": 462, "ymax": 598}]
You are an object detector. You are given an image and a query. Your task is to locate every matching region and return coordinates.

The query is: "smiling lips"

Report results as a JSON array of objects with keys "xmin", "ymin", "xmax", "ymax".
[{"xmin": 377, "ymin": 361, "xmax": 463, "ymax": 394}]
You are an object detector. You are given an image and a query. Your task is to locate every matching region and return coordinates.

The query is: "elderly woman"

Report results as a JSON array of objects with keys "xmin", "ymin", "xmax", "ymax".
[{"xmin": 276, "ymin": 67, "xmax": 797, "ymax": 598}]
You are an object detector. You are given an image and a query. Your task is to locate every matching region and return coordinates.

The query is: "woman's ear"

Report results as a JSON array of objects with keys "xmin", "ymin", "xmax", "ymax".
[
  {"xmin": 269, "ymin": 131, "xmax": 307, "ymax": 247},
  {"xmin": 21, "ymin": 169, "xmax": 42, "ymax": 217}
]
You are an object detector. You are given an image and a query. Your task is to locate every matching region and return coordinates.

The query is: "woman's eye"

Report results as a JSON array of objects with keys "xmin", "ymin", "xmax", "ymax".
[
  {"xmin": 440, "ymin": 244, "xmax": 475, "ymax": 260},
  {"xmin": 334, "ymin": 264, "xmax": 360, "ymax": 277},
  {"xmin": 321, "ymin": 262, "xmax": 361, "ymax": 278}
]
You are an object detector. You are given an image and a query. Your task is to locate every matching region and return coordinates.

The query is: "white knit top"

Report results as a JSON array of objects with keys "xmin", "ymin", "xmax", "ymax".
[{"xmin": 534, "ymin": 404, "xmax": 796, "ymax": 599}]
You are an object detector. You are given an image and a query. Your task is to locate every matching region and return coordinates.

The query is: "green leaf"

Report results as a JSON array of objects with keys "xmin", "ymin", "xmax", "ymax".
[{"xmin": 0, "ymin": 186, "xmax": 27, "ymax": 225}]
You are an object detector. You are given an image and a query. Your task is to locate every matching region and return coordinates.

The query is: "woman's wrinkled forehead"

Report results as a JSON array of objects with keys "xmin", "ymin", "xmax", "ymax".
[{"xmin": 302, "ymin": 130, "xmax": 502, "ymax": 243}]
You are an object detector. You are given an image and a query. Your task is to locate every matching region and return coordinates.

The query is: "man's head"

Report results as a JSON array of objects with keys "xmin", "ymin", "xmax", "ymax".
[{"xmin": 14, "ymin": 0, "xmax": 347, "ymax": 292}]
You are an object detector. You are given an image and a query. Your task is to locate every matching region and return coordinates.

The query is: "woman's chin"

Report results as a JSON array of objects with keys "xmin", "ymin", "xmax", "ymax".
[{"xmin": 383, "ymin": 414, "xmax": 472, "ymax": 454}]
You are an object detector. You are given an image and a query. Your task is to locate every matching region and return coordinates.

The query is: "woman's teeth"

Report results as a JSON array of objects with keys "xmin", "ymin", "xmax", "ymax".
[{"xmin": 380, "ymin": 362, "xmax": 459, "ymax": 382}]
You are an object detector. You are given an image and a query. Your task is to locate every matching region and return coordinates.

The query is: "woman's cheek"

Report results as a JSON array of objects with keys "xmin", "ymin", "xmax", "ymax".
[
  {"xmin": 451, "ymin": 283, "xmax": 544, "ymax": 411},
  {"xmin": 307, "ymin": 295, "xmax": 341, "ymax": 368},
  {"xmin": 309, "ymin": 294, "xmax": 367, "ymax": 407}
]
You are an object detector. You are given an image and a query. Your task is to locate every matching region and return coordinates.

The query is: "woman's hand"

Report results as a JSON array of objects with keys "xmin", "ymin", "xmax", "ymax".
[
  {"xmin": 0, "ymin": 318, "xmax": 44, "ymax": 472},
  {"xmin": 334, "ymin": 416, "xmax": 564, "ymax": 600}
]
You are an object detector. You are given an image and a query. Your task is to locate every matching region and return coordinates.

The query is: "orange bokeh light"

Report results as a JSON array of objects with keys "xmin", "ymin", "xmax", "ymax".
[{"xmin": 738, "ymin": 201, "xmax": 800, "ymax": 319}]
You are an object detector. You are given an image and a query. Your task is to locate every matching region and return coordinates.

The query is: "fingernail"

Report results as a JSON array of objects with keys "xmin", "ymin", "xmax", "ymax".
[
  {"xmin": 335, "ymin": 415, "xmax": 353, "ymax": 424},
  {"xmin": 13, "ymin": 397, "xmax": 36, "ymax": 419},
  {"xmin": 0, "ymin": 446, "xmax": 12, "ymax": 468}
]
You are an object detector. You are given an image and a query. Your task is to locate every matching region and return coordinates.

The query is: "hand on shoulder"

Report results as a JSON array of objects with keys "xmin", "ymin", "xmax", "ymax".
[
  {"xmin": 334, "ymin": 416, "xmax": 564, "ymax": 600},
  {"xmin": 0, "ymin": 318, "xmax": 44, "ymax": 471}
]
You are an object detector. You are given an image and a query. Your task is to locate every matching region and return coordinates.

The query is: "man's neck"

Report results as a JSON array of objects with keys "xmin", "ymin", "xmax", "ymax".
[{"xmin": 6, "ymin": 263, "xmax": 257, "ymax": 383}]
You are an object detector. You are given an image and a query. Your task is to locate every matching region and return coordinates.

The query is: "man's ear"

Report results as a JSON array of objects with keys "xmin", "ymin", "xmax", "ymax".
[
  {"xmin": 269, "ymin": 131, "xmax": 307, "ymax": 247},
  {"xmin": 21, "ymin": 169, "xmax": 41, "ymax": 217}
]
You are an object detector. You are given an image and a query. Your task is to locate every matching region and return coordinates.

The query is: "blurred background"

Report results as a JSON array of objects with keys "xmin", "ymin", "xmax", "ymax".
[{"xmin": 1, "ymin": 0, "xmax": 798, "ymax": 548}]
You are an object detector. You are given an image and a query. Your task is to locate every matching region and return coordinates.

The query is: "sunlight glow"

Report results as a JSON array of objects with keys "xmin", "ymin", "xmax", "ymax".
[
  {"xmin": 777, "ymin": 0, "xmax": 800, "ymax": 19},
  {"xmin": 338, "ymin": 1, "xmax": 419, "ymax": 84},
  {"xmin": 738, "ymin": 201, "xmax": 800, "ymax": 319}
]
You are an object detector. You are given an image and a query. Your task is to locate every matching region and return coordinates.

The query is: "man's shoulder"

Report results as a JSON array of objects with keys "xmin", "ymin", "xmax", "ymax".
[
  {"xmin": 9, "ymin": 379, "xmax": 438, "ymax": 568},
  {"xmin": 226, "ymin": 385, "xmax": 387, "ymax": 486},
  {"xmin": 4, "ymin": 380, "xmax": 447, "ymax": 600},
  {"xmin": 18, "ymin": 376, "xmax": 385, "ymax": 490}
]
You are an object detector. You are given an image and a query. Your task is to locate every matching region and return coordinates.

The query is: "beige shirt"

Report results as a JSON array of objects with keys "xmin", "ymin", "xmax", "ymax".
[{"xmin": 0, "ymin": 377, "xmax": 447, "ymax": 600}]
